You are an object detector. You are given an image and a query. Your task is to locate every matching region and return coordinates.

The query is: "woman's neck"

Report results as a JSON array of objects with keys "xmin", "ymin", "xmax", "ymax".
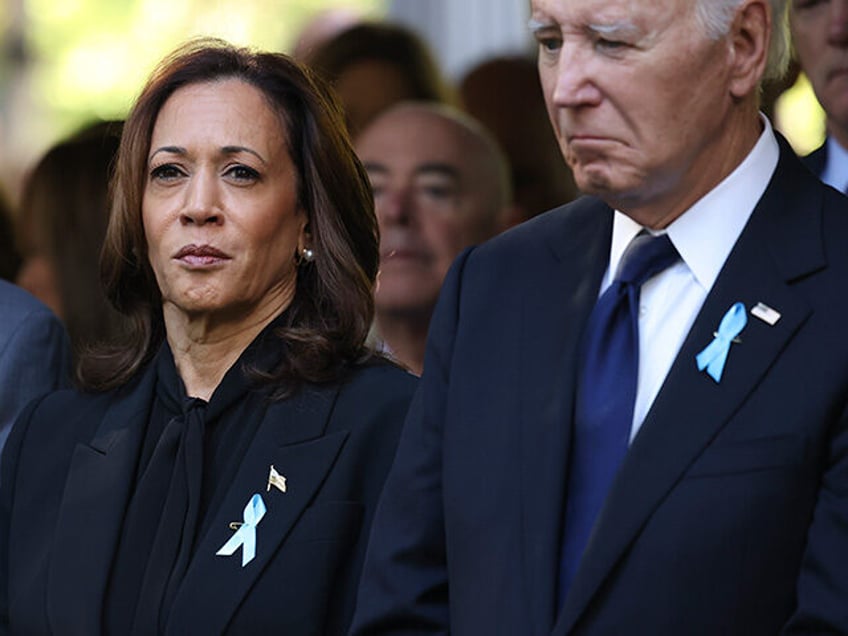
[{"xmin": 163, "ymin": 302, "xmax": 285, "ymax": 400}]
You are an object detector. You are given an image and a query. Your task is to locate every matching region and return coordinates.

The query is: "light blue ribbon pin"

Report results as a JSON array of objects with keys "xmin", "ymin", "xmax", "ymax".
[
  {"xmin": 696, "ymin": 302, "xmax": 747, "ymax": 383},
  {"xmin": 216, "ymin": 493, "xmax": 267, "ymax": 567}
]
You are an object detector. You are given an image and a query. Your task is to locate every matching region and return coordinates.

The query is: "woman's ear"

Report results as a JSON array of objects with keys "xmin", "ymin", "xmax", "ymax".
[
  {"xmin": 296, "ymin": 217, "xmax": 315, "ymax": 265},
  {"xmin": 297, "ymin": 216, "xmax": 312, "ymax": 254}
]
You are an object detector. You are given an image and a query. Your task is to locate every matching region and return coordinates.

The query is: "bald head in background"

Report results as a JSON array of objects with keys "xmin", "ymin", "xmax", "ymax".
[{"xmin": 355, "ymin": 102, "xmax": 511, "ymax": 374}]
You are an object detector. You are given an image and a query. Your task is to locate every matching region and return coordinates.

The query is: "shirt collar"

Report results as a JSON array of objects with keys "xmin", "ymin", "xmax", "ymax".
[
  {"xmin": 821, "ymin": 135, "xmax": 848, "ymax": 192},
  {"xmin": 608, "ymin": 115, "xmax": 780, "ymax": 292}
]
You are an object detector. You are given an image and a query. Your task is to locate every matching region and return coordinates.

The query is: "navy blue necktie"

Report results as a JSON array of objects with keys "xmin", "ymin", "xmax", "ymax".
[{"xmin": 559, "ymin": 232, "xmax": 680, "ymax": 603}]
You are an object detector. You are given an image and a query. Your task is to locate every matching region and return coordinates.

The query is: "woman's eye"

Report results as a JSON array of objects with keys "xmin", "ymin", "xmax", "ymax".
[
  {"xmin": 150, "ymin": 164, "xmax": 185, "ymax": 181},
  {"xmin": 225, "ymin": 165, "xmax": 260, "ymax": 182}
]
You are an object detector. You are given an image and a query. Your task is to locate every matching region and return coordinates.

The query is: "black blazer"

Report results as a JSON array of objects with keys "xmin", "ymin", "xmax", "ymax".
[
  {"xmin": 801, "ymin": 141, "xmax": 826, "ymax": 177},
  {"xmin": 351, "ymin": 137, "xmax": 848, "ymax": 634},
  {"xmin": 0, "ymin": 360, "xmax": 416, "ymax": 635}
]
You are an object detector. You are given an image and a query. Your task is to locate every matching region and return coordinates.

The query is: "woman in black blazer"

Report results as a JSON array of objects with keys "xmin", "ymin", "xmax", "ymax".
[{"xmin": 0, "ymin": 39, "xmax": 416, "ymax": 636}]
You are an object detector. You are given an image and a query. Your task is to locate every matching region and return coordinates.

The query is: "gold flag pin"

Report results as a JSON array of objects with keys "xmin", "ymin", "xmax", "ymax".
[{"xmin": 267, "ymin": 465, "xmax": 287, "ymax": 494}]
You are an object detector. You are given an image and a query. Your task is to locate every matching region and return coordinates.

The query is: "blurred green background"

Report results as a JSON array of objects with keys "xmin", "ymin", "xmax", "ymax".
[
  {"xmin": 0, "ymin": 0, "xmax": 385, "ymax": 198},
  {"xmin": 0, "ymin": 0, "xmax": 827, "ymax": 204}
]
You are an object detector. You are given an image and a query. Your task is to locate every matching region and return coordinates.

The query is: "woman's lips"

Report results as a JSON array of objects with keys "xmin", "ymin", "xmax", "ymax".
[{"xmin": 173, "ymin": 244, "xmax": 231, "ymax": 266}]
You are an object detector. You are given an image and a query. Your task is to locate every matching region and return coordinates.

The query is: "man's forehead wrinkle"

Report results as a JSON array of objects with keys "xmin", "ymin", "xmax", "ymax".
[
  {"xmin": 589, "ymin": 19, "xmax": 641, "ymax": 35},
  {"xmin": 529, "ymin": 5, "xmax": 651, "ymax": 33}
]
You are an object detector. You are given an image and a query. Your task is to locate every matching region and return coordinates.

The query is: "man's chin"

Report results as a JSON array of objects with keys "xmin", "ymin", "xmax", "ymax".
[
  {"xmin": 375, "ymin": 298, "xmax": 440, "ymax": 324},
  {"xmin": 572, "ymin": 167, "xmax": 619, "ymax": 199}
]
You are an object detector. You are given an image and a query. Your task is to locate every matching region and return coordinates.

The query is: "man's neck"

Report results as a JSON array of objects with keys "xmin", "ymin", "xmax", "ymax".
[{"xmin": 374, "ymin": 310, "xmax": 431, "ymax": 376}]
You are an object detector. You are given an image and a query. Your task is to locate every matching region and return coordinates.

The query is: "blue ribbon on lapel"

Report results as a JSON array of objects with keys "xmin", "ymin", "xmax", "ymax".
[
  {"xmin": 696, "ymin": 302, "xmax": 747, "ymax": 383},
  {"xmin": 216, "ymin": 493, "xmax": 267, "ymax": 567}
]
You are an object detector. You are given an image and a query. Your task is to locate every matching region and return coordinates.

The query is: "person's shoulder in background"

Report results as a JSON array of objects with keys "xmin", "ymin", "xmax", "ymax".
[{"xmin": 0, "ymin": 279, "xmax": 71, "ymax": 452}]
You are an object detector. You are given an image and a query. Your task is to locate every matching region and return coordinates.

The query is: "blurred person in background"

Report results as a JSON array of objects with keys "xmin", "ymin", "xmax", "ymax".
[
  {"xmin": 307, "ymin": 21, "xmax": 454, "ymax": 137},
  {"xmin": 0, "ymin": 278, "xmax": 70, "ymax": 455},
  {"xmin": 15, "ymin": 120, "xmax": 127, "ymax": 360},
  {"xmin": 291, "ymin": 7, "xmax": 363, "ymax": 61},
  {"xmin": 460, "ymin": 55, "xmax": 580, "ymax": 225},
  {"xmin": 791, "ymin": 0, "xmax": 848, "ymax": 190},
  {"xmin": 0, "ymin": 174, "xmax": 70, "ymax": 458},
  {"xmin": 355, "ymin": 102, "xmax": 511, "ymax": 375},
  {"xmin": 0, "ymin": 39, "xmax": 415, "ymax": 635}
]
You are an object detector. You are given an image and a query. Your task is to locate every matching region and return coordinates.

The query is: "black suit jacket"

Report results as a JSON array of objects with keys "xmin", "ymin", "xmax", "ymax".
[
  {"xmin": 0, "ymin": 280, "xmax": 70, "ymax": 455},
  {"xmin": 0, "ymin": 359, "xmax": 416, "ymax": 635},
  {"xmin": 351, "ymin": 138, "xmax": 848, "ymax": 634},
  {"xmin": 801, "ymin": 141, "xmax": 827, "ymax": 178}
]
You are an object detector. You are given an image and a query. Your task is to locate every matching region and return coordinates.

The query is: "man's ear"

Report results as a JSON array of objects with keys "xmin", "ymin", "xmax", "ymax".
[{"xmin": 728, "ymin": 0, "xmax": 770, "ymax": 99}]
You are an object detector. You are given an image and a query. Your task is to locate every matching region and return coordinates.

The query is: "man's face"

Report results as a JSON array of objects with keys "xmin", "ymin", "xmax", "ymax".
[
  {"xmin": 356, "ymin": 107, "xmax": 501, "ymax": 318},
  {"xmin": 531, "ymin": 0, "xmax": 740, "ymax": 225},
  {"xmin": 791, "ymin": 0, "xmax": 848, "ymax": 144}
]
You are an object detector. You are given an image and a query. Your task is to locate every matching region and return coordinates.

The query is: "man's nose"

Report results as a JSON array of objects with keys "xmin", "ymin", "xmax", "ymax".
[
  {"xmin": 550, "ymin": 44, "xmax": 603, "ymax": 109},
  {"xmin": 377, "ymin": 186, "xmax": 415, "ymax": 225}
]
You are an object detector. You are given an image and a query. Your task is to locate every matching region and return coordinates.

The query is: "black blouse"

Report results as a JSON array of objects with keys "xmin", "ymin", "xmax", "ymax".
[{"xmin": 104, "ymin": 320, "xmax": 283, "ymax": 635}]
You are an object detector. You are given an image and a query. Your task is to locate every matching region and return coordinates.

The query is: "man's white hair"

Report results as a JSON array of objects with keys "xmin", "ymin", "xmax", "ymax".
[{"xmin": 694, "ymin": 0, "xmax": 790, "ymax": 81}]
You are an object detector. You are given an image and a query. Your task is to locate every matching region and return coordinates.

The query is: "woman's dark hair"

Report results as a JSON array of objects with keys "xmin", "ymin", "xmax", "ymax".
[
  {"xmin": 80, "ymin": 38, "xmax": 379, "ymax": 397},
  {"xmin": 308, "ymin": 21, "xmax": 453, "ymax": 104},
  {"xmin": 17, "ymin": 120, "xmax": 126, "ymax": 357}
]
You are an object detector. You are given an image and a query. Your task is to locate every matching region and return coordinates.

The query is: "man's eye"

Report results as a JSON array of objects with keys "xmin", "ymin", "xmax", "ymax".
[
  {"xmin": 367, "ymin": 177, "xmax": 387, "ymax": 199},
  {"xmin": 537, "ymin": 36, "xmax": 562, "ymax": 54},
  {"xmin": 595, "ymin": 37, "xmax": 626, "ymax": 52},
  {"xmin": 418, "ymin": 185, "xmax": 454, "ymax": 200},
  {"xmin": 793, "ymin": 0, "xmax": 825, "ymax": 10}
]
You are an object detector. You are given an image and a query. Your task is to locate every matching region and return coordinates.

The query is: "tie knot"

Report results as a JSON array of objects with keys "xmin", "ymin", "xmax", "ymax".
[{"xmin": 616, "ymin": 233, "xmax": 679, "ymax": 288}]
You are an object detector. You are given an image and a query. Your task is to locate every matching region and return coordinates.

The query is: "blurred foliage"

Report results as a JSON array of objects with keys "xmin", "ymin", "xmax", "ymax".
[
  {"xmin": 774, "ymin": 73, "xmax": 827, "ymax": 156},
  {"xmin": 0, "ymin": 0, "xmax": 384, "ymax": 195}
]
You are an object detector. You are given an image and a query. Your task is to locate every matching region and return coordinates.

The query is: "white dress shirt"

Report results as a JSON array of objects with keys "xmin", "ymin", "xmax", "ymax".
[
  {"xmin": 820, "ymin": 136, "xmax": 848, "ymax": 194},
  {"xmin": 599, "ymin": 117, "xmax": 780, "ymax": 442}
]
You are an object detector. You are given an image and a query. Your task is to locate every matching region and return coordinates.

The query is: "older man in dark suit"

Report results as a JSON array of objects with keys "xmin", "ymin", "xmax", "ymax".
[
  {"xmin": 0, "ymin": 279, "xmax": 69, "ymax": 453},
  {"xmin": 792, "ymin": 0, "xmax": 848, "ymax": 190},
  {"xmin": 350, "ymin": 0, "xmax": 848, "ymax": 633}
]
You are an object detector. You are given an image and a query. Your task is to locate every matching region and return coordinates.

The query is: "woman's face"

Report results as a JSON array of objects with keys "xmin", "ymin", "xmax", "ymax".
[{"xmin": 143, "ymin": 78, "xmax": 307, "ymax": 328}]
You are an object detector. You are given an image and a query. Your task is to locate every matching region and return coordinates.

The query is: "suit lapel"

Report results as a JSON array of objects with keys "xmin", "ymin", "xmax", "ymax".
[
  {"xmin": 518, "ymin": 201, "xmax": 612, "ymax": 634},
  {"xmin": 165, "ymin": 383, "xmax": 344, "ymax": 635},
  {"xmin": 46, "ymin": 368, "xmax": 157, "ymax": 636},
  {"xmin": 556, "ymin": 142, "xmax": 826, "ymax": 635}
]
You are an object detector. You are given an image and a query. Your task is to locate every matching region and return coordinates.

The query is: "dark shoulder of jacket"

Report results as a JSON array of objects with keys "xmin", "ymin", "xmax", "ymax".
[
  {"xmin": 335, "ymin": 357, "xmax": 418, "ymax": 405},
  {"xmin": 12, "ymin": 386, "xmax": 115, "ymax": 447},
  {"xmin": 800, "ymin": 142, "xmax": 826, "ymax": 177},
  {"xmin": 468, "ymin": 194, "xmax": 608, "ymax": 262}
]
